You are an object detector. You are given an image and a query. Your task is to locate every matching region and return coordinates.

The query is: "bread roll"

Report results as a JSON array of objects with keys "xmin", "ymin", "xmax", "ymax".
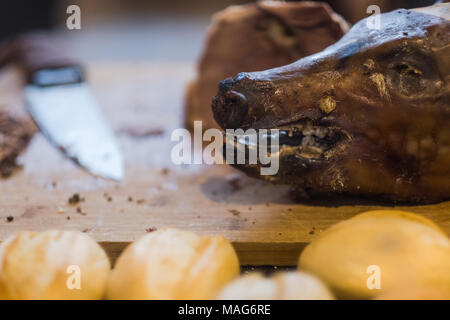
[
  {"xmin": 298, "ymin": 210, "xmax": 450, "ymax": 299},
  {"xmin": 375, "ymin": 286, "xmax": 450, "ymax": 300},
  {"xmin": 0, "ymin": 230, "xmax": 110, "ymax": 299},
  {"xmin": 217, "ymin": 271, "xmax": 334, "ymax": 300},
  {"xmin": 107, "ymin": 228, "xmax": 239, "ymax": 299}
]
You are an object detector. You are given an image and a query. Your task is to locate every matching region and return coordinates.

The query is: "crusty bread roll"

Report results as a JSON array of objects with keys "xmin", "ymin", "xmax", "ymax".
[
  {"xmin": 107, "ymin": 228, "xmax": 239, "ymax": 300},
  {"xmin": 217, "ymin": 271, "xmax": 334, "ymax": 300},
  {"xmin": 298, "ymin": 210, "xmax": 450, "ymax": 299},
  {"xmin": 185, "ymin": 1, "xmax": 350, "ymax": 130},
  {"xmin": 0, "ymin": 230, "xmax": 110, "ymax": 300},
  {"xmin": 375, "ymin": 286, "xmax": 450, "ymax": 300}
]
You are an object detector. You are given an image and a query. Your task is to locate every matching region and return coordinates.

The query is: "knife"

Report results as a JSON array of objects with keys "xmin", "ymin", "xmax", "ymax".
[{"xmin": 6, "ymin": 34, "xmax": 124, "ymax": 181}]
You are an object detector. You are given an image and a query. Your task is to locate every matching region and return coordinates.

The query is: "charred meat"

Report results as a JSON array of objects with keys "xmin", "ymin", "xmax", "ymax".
[
  {"xmin": 0, "ymin": 112, "xmax": 36, "ymax": 177},
  {"xmin": 213, "ymin": 4, "xmax": 450, "ymax": 203}
]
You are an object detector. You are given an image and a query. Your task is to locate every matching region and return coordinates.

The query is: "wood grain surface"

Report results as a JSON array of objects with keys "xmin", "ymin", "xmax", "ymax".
[{"xmin": 0, "ymin": 62, "xmax": 449, "ymax": 266}]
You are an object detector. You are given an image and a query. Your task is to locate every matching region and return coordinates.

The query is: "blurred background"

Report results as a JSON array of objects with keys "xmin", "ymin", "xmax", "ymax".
[{"xmin": 0, "ymin": 0, "xmax": 438, "ymax": 62}]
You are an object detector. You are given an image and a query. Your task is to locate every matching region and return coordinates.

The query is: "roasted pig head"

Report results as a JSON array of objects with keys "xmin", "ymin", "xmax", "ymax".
[{"xmin": 212, "ymin": 4, "xmax": 450, "ymax": 203}]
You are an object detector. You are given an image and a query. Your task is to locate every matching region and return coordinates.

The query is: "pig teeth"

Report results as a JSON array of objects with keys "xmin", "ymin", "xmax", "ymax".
[
  {"xmin": 224, "ymin": 123, "xmax": 347, "ymax": 159},
  {"xmin": 225, "ymin": 132, "xmax": 258, "ymax": 149}
]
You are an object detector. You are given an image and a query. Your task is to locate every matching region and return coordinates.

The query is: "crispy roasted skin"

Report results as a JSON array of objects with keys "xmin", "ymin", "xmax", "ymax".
[
  {"xmin": 213, "ymin": 5, "xmax": 450, "ymax": 203},
  {"xmin": 0, "ymin": 112, "xmax": 36, "ymax": 177}
]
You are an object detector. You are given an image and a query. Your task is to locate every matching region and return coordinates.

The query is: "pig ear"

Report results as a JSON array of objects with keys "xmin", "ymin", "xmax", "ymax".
[{"xmin": 258, "ymin": 1, "xmax": 350, "ymax": 34}]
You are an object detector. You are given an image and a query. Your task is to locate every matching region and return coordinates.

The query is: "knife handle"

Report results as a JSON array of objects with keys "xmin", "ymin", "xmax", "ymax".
[{"xmin": 10, "ymin": 33, "xmax": 84, "ymax": 86}]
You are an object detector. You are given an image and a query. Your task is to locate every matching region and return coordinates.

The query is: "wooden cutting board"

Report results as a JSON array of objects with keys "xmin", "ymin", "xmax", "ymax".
[{"xmin": 0, "ymin": 62, "xmax": 449, "ymax": 266}]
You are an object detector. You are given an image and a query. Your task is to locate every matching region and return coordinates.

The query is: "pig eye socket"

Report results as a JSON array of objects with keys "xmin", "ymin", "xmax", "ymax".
[
  {"xmin": 393, "ymin": 63, "xmax": 422, "ymax": 76},
  {"xmin": 389, "ymin": 62, "xmax": 426, "ymax": 96}
]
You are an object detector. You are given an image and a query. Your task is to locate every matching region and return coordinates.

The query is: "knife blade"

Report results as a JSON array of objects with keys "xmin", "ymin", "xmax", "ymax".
[{"xmin": 13, "ymin": 34, "xmax": 124, "ymax": 180}]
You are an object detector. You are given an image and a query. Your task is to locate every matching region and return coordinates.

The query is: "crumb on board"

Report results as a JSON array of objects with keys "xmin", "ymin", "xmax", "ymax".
[
  {"xmin": 57, "ymin": 206, "xmax": 65, "ymax": 214},
  {"xmin": 82, "ymin": 228, "xmax": 90, "ymax": 233},
  {"xmin": 136, "ymin": 199, "xmax": 145, "ymax": 204},
  {"xmin": 68, "ymin": 193, "xmax": 83, "ymax": 205},
  {"xmin": 66, "ymin": 216, "xmax": 71, "ymax": 220},
  {"xmin": 6, "ymin": 216, "xmax": 14, "ymax": 223},
  {"xmin": 145, "ymin": 227, "xmax": 157, "ymax": 233},
  {"xmin": 228, "ymin": 209, "xmax": 240, "ymax": 216},
  {"xmin": 161, "ymin": 168, "xmax": 169, "ymax": 175},
  {"xmin": 128, "ymin": 196, "xmax": 133, "ymax": 202},
  {"xmin": 76, "ymin": 207, "xmax": 87, "ymax": 216}
]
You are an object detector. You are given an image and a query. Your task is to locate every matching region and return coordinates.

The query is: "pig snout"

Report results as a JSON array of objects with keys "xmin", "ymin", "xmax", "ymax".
[{"xmin": 212, "ymin": 73, "xmax": 251, "ymax": 129}]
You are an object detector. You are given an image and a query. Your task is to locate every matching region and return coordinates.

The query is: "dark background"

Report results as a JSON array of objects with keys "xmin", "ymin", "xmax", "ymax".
[{"xmin": 0, "ymin": 0, "xmax": 438, "ymax": 61}]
